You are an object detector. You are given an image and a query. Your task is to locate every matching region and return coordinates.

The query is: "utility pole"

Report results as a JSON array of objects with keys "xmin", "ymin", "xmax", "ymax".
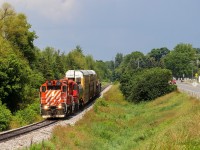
[
  {"xmin": 192, "ymin": 67, "xmax": 193, "ymax": 79},
  {"xmin": 137, "ymin": 59, "xmax": 140, "ymax": 68}
]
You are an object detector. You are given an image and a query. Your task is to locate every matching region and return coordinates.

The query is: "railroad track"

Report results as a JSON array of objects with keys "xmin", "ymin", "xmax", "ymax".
[
  {"xmin": 101, "ymin": 84, "xmax": 110, "ymax": 92},
  {"xmin": 0, "ymin": 120, "xmax": 58, "ymax": 143},
  {"xmin": 0, "ymin": 84, "xmax": 110, "ymax": 143}
]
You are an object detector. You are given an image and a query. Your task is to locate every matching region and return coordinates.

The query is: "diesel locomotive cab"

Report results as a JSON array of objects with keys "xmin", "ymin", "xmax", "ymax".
[{"xmin": 40, "ymin": 80, "xmax": 68, "ymax": 118}]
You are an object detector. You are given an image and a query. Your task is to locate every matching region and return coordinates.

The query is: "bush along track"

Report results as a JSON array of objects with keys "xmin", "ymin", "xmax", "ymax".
[{"xmin": 30, "ymin": 84, "xmax": 200, "ymax": 150}]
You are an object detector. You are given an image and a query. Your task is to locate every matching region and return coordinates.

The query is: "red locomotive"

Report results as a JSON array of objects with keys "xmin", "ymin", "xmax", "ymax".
[{"xmin": 40, "ymin": 70, "xmax": 101, "ymax": 118}]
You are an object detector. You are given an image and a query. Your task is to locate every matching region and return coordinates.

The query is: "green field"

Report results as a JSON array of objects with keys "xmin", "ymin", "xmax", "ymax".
[{"xmin": 31, "ymin": 84, "xmax": 200, "ymax": 150}]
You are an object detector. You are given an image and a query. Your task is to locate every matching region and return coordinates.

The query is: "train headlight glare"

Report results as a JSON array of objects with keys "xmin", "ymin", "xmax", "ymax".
[
  {"xmin": 58, "ymin": 104, "xmax": 62, "ymax": 109},
  {"xmin": 44, "ymin": 105, "xmax": 49, "ymax": 110}
]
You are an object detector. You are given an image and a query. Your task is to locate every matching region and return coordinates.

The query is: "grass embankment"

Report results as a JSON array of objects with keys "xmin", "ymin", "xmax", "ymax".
[{"xmin": 30, "ymin": 84, "xmax": 200, "ymax": 150}]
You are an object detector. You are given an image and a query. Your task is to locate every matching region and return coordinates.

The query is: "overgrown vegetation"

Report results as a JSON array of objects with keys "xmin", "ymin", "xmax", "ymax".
[
  {"xmin": 10, "ymin": 101, "xmax": 42, "ymax": 128},
  {"xmin": 120, "ymin": 68, "xmax": 177, "ymax": 102},
  {"xmin": 30, "ymin": 84, "xmax": 200, "ymax": 149}
]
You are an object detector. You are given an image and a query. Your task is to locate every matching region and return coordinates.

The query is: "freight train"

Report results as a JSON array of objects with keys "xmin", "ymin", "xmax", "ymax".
[{"xmin": 39, "ymin": 70, "xmax": 101, "ymax": 118}]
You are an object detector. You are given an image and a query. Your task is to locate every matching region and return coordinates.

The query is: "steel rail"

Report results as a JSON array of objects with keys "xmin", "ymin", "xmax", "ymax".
[{"xmin": 0, "ymin": 120, "xmax": 58, "ymax": 143}]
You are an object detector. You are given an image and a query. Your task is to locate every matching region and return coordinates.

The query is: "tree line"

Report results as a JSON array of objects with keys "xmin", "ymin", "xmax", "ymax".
[
  {"xmin": 109, "ymin": 44, "xmax": 200, "ymax": 102},
  {"xmin": 0, "ymin": 3, "xmax": 111, "ymax": 131},
  {"xmin": 109, "ymin": 45, "xmax": 199, "ymax": 81}
]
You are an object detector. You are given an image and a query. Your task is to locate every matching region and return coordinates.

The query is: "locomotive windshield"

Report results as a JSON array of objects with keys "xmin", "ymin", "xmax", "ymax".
[{"xmin": 47, "ymin": 86, "xmax": 61, "ymax": 90}]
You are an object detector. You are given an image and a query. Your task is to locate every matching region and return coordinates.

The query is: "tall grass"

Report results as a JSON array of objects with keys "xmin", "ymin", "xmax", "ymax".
[{"xmin": 30, "ymin": 84, "xmax": 200, "ymax": 150}]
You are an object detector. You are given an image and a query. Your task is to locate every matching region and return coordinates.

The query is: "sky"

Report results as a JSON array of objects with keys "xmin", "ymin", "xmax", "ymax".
[{"xmin": 0, "ymin": 0, "xmax": 200, "ymax": 61}]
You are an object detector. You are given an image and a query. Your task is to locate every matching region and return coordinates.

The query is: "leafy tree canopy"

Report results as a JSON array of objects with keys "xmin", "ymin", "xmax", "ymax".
[
  {"xmin": 0, "ymin": 36, "xmax": 34, "ymax": 111},
  {"xmin": 115, "ymin": 53, "xmax": 123, "ymax": 68},
  {"xmin": 147, "ymin": 47, "xmax": 170, "ymax": 62},
  {"xmin": 0, "ymin": 3, "xmax": 37, "ymax": 64},
  {"xmin": 164, "ymin": 43, "xmax": 196, "ymax": 78},
  {"xmin": 117, "ymin": 51, "xmax": 146, "ymax": 75}
]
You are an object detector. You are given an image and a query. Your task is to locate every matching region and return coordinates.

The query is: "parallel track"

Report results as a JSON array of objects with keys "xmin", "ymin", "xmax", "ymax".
[{"xmin": 0, "ymin": 84, "xmax": 110, "ymax": 143}]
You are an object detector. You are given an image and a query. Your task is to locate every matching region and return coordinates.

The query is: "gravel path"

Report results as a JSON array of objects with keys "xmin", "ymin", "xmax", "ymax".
[{"xmin": 0, "ymin": 85, "xmax": 112, "ymax": 150}]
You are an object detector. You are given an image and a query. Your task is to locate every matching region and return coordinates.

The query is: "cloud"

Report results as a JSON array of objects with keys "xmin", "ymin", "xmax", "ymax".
[{"xmin": 0, "ymin": 0, "xmax": 80, "ymax": 22}]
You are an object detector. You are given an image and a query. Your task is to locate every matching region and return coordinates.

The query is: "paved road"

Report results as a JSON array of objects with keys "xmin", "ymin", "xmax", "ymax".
[{"xmin": 177, "ymin": 81, "xmax": 200, "ymax": 99}]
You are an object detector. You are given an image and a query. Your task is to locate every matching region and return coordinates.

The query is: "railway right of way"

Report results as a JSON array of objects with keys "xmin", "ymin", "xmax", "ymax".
[
  {"xmin": 0, "ymin": 120, "xmax": 59, "ymax": 143},
  {"xmin": 0, "ymin": 84, "xmax": 112, "ymax": 150}
]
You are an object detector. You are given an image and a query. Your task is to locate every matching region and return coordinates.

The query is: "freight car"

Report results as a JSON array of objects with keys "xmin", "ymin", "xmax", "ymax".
[{"xmin": 40, "ymin": 70, "xmax": 101, "ymax": 118}]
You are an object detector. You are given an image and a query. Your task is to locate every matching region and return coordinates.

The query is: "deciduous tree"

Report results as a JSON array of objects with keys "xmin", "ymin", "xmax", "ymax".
[
  {"xmin": 0, "ymin": 3, "xmax": 37, "ymax": 64},
  {"xmin": 164, "ymin": 43, "xmax": 196, "ymax": 78}
]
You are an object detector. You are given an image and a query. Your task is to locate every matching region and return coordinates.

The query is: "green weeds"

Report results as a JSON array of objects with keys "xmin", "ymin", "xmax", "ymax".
[{"xmin": 30, "ymin": 84, "xmax": 200, "ymax": 150}]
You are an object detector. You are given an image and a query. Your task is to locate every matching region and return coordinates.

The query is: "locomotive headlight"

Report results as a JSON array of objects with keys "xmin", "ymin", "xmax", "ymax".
[
  {"xmin": 43, "ymin": 105, "xmax": 49, "ymax": 110},
  {"xmin": 58, "ymin": 104, "xmax": 62, "ymax": 109}
]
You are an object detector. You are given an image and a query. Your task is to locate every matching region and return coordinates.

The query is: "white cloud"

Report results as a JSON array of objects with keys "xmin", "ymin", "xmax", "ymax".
[{"xmin": 0, "ymin": 0, "xmax": 80, "ymax": 22}]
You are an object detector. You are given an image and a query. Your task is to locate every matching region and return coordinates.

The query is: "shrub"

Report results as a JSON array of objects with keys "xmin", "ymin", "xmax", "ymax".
[
  {"xmin": 0, "ymin": 101, "xmax": 12, "ymax": 131},
  {"xmin": 10, "ymin": 101, "xmax": 41, "ymax": 128},
  {"xmin": 120, "ymin": 68, "xmax": 176, "ymax": 103}
]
